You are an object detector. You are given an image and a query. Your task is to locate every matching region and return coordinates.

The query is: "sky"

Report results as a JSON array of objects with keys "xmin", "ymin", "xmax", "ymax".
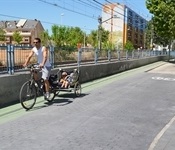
[{"xmin": 0, "ymin": 0, "xmax": 152, "ymax": 35}]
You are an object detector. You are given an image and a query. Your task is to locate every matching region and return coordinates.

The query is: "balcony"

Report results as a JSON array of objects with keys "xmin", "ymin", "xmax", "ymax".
[{"xmin": 5, "ymin": 32, "xmax": 31, "ymax": 36}]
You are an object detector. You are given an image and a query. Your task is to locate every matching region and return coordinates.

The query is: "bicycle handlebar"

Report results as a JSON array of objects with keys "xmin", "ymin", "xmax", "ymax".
[{"xmin": 26, "ymin": 64, "xmax": 40, "ymax": 70}]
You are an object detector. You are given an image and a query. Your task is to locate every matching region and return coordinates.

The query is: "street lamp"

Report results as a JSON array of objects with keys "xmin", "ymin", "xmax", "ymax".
[
  {"xmin": 84, "ymin": 26, "xmax": 86, "ymax": 48},
  {"xmin": 61, "ymin": 13, "xmax": 64, "ymax": 25}
]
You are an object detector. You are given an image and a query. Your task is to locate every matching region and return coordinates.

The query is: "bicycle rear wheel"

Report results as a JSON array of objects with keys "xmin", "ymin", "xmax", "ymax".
[{"xmin": 19, "ymin": 81, "xmax": 37, "ymax": 110}]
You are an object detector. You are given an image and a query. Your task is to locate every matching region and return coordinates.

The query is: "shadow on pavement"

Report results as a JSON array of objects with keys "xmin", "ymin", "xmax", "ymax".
[{"xmin": 28, "ymin": 93, "xmax": 88, "ymax": 111}]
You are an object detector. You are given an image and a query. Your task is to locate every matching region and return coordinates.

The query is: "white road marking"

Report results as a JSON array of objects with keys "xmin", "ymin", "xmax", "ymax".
[
  {"xmin": 152, "ymin": 76, "xmax": 175, "ymax": 81},
  {"xmin": 148, "ymin": 116, "xmax": 175, "ymax": 150}
]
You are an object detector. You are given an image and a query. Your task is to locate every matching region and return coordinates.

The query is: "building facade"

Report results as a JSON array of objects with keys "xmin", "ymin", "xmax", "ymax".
[
  {"xmin": 0, "ymin": 19, "xmax": 44, "ymax": 46},
  {"xmin": 102, "ymin": 3, "xmax": 148, "ymax": 50}
]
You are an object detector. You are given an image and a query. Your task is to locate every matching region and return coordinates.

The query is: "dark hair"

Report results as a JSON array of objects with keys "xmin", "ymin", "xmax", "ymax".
[{"xmin": 34, "ymin": 38, "xmax": 41, "ymax": 43}]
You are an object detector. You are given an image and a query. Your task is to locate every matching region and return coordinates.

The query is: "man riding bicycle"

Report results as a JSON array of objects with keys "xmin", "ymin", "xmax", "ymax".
[{"xmin": 23, "ymin": 37, "xmax": 52, "ymax": 100}]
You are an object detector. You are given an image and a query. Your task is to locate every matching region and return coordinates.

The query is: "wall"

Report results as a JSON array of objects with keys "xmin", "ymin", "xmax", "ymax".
[{"xmin": 0, "ymin": 56, "xmax": 167, "ymax": 107}]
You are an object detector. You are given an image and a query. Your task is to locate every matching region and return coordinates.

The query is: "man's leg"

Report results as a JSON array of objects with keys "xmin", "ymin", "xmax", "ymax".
[
  {"xmin": 44, "ymin": 79, "xmax": 50, "ymax": 92},
  {"xmin": 42, "ymin": 66, "xmax": 51, "ymax": 99}
]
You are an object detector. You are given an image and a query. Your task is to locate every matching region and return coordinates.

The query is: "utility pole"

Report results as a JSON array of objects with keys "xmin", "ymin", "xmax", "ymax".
[
  {"xmin": 97, "ymin": 12, "xmax": 118, "ymax": 51},
  {"xmin": 111, "ymin": 7, "xmax": 114, "ymax": 47}
]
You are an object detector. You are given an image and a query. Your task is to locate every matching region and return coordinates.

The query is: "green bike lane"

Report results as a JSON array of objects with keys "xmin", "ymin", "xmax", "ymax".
[{"xmin": 0, "ymin": 61, "xmax": 167, "ymax": 125}]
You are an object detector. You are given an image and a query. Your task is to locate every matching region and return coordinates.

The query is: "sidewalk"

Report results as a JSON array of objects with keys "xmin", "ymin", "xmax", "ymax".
[
  {"xmin": 147, "ymin": 61, "xmax": 175, "ymax": 150},
  {"xmin": 151, "ymin": 117, "xmax": 175, "ymax": 150}
]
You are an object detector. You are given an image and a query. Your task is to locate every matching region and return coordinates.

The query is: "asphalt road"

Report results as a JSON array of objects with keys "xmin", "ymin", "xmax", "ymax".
[{"xmin": 1, "ymin": 61, "xmax": 175, "ymax": 150}]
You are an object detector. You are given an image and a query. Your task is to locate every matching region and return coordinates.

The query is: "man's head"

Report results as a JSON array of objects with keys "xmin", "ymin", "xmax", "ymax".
[{"xmin": 33, "ymin": 38, "xmax": 41, "ymax": 48}]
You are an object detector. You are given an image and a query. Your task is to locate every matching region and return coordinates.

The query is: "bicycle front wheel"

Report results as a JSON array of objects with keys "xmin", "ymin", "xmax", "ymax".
[{"xmin": 19, "ymin": 81, "xmax": 37, "ymax": 110}]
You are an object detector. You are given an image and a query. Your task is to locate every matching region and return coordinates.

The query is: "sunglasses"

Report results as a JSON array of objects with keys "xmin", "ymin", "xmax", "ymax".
[{"xmin": 33, "ymin": 41, "xmax": 39, "ymax": 44}]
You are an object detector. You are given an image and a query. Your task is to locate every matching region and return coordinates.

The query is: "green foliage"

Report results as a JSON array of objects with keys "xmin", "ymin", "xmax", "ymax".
[
  {"xmin": 87, "ymin": 30, "xmax": 98, "ymax": 48},
  {"xmin": 124, "ymin": 40, "xmax": 134, "ymax": 51},
  {"xmin": 51, "ymin": 25, "xmax": 83, "ymax": 48},
  {"xmin": 100, "ymin": 27, "xmax": 110, "ymax": 46},
  {"xmin": 51, "ymin": 25, "xmax": 65, "ymax": 47},
  {"xmin": 40, "ymin": 30, "xmax": 50, "ymax": 46},
  {"xmin": 13, "ymin": 31, "xmax": 22, "ymax": 44},
  {"xmin": 50, "ymin": 25, "xmax": 109, "ymax": 50},
  {"xmin": 67, "ymin": 27, "xmax": 84, "ymax": 47},
  {"xmin": 87, "ymin": 27, "xmax": 110, "ymax": 49},
  {"xmin": 103, "ymin": 41, "xmax": 115, "ymax": 50},
  {"xmin": 0, "ymin": 28, "xmax": 5, "ymax": 42},
  {"xmin": 146, "ymin": 0, "xmax": 175, "ymax": 40}
]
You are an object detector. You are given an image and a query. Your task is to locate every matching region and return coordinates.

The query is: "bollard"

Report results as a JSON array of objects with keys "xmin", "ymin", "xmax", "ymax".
[
  {"xmin": 126, "ymin": 51, "xmax": 128, "ymax": 60},
  {"xmin": 117, "ymin": 50, "xmax": 120, "ymax": 61},
  {"xmin": 7, "ymin": 45, "xmax": 12, "ymax": 74},
  {"xmin": 138, "ymin": 50, "xmax": 140, "ymax": 58},
  {"xmin": 132, "ymin": 50, "xmax": 134, "ymax": 59},
  {"xmin": 108, "ymin": 50, "xmax": 111, "ymax": 62},
  {"xmin": 10, "ymin": 45, "xmax": 14, "ymax": 74},
  {"xmin": 94, "ymin": 48, "xmax": 98, "ymax": 64}
]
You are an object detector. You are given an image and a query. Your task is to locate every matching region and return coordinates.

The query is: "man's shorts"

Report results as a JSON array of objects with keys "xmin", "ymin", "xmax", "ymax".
[{"xmin": 42, "ymin": 66, "xmax": 51, "ymax": 80}]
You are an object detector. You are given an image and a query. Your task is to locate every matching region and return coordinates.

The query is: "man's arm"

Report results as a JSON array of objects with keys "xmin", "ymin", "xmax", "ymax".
[
  {"xmin": 23, "ymin": 50, "xmax": 34, "ymax": 67},
  {"xmin": 40, "ymin": 46, "xmax": 48, "ymax": 67}
]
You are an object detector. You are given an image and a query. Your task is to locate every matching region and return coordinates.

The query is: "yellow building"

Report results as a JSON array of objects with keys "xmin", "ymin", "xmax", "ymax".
[{"xmin": 102, "ymin": 3, "xmax": 148, "ymax": 50}]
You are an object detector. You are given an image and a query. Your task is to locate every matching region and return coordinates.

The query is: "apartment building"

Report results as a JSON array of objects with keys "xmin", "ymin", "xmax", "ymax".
[
  {"xmin": 0, "ymin": 19, "xmax": 44, "ymax": 46},
  {"xmin": 102, "ymin": 3, "xmax": 148, "ymax": 50}
]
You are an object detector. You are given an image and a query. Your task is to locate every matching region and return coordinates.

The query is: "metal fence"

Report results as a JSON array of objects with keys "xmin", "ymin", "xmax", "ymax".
[{"xmin": 0, "ymin": 45, "xmax": 168, "ymax": 75}]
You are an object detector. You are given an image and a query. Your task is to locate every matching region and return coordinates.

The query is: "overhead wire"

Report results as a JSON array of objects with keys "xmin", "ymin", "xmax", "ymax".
[
  {"xmin": 120, "ymin": 0, "xmax": 151, "ymax": 19},
  {"xmin": 0, "ymin": 0, "xmax": 148, "ymax": 33},
  {"xmin": 0, "ymin": 13, "xmax": 94, "ymax": 32},
  {"xmin": 38, "ymin": 0, "xmax": 98, "ymax": 20},
  {"xmin": 78, "ymin": 0, "xmax": 101, "ymax": 11},
  {"xmin": 92, "ymin": 0, "xmax": 125, "ymax": 17}
]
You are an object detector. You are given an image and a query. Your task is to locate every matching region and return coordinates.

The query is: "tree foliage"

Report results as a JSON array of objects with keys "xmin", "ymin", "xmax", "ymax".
[
  {"xmin": 13, "ymin": 31, "xmax": 22, "ymax": 44},
  {"xmin": 49, "ymin": 25, "xmax": 109, "ymax": 50},
  {"xmin": 67, "ymin": 27, "xmax": 84, "ymax": 47},
  {"xmin": 87, "ymin": 30, "xmax": 98, "ymax": 48},
  {"xmin": 51, "ymin": 25, "xmax": 83, "ymax": 48},
  {"xmin": 0, "ymin": 28, "xmax": 5, "ymax": 42},
  {"xmin": 87, "ymin": 27, "xmax": 110, "ymax": 49},
  {"xmin": 146, "ymin": 0, "xmax": 175, "ymax": 41},
  {"xmin": 40, "ymin": 30, "xmax": 50, "ymax": 46},
  {"xmin": 124, "ymin": 40, "xmax": 134, "ymax": 51}
]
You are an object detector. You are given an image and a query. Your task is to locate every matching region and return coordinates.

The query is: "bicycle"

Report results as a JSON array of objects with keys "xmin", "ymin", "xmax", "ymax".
[{"xmin": 19, "ymin": 64, "xmax": 56, "ymax": 110}]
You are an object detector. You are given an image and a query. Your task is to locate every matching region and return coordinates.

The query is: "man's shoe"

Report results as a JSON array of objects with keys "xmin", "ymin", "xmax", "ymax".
[{"xmin": 44, "ymin": 92, "xmax": 50, "ymax": 100}]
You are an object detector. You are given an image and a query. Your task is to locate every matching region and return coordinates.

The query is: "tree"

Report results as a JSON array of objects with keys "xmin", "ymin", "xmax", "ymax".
[
  {"xmin": 13, "ymin": 31, "xmax": 22, "ymax": 44},
  {"xmin": 0, "ymin": 28, "xmax": 5, "ymax": 42},
  {"xmin": 100, "ymin": 27, "xmax": 110, "ymax": 50},
  {"xmin": 87, "ymin": 30, "xmax": 98, "ymax": 48},
  {"xmin": 51, "ymin": 25, "xmax": 63, "ymax": 47},
  {"xmin": 67, "ymin": 27, "xmax": 84, "ymax": 48},
  {"xmin": 51, "ymin": 25, "xmax": 84, "ymax": 49},
  {"xmin": 146, "ymin": 0, "xmax": 175, "ymax": 45},
  {"xmin": 40, "ymin": 30, "xmax": 50, "ymax": 46},
  {"xmin": 103, "ymin": 41, "xmax": 114, "ymax": 50},
  {"xmin": 87, "ymin": 28, "xmax": 110, "ymax": 49},
  {"xmin": 124, "ymin": 40, "xmax": 134, "ymax": 51}
]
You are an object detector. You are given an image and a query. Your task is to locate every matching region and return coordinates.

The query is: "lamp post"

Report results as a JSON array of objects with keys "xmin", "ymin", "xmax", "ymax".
[
  {"xmin": 61, "ymin": 13, "xmax": 64, "ymax": 25},
  {"xmin": 84, "ymin": 26, "xmax": 86, "ymax": 48}
]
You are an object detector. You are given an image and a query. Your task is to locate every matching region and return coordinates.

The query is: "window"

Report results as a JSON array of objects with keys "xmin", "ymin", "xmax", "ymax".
[{"xmin": 24, "ymin": 37, "xmax": 29, "ymax": 42}]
